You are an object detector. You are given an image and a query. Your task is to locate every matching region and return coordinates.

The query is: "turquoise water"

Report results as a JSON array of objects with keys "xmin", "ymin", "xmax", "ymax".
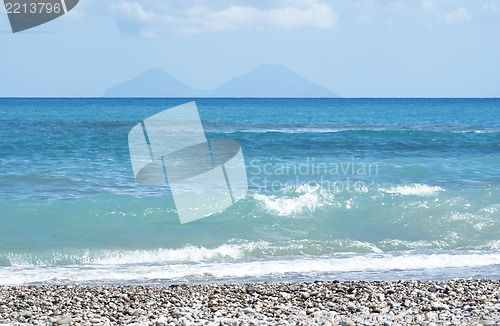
[{"xmin": 0, "ymin": 98, "xmax": 499, "ymax": 284}]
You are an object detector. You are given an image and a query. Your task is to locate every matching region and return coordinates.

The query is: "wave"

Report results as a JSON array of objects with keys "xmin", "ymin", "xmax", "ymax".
[
  {"xmin": 93, "ymin": 243, "xmax": 264, "ymax": 265},
  {"xmin": 205, "ymin": 125, "xmax": 500, "ymax": 134},
  {"xmin": 252, "ymin": 184, "xmax": 333, "ymax": 216},
  {"xmin": 1, "ymin": 250, "xmax": 500, "ymax": 285},
  {"xmin": 382, "ymin": 184, "xmax": 445, "ymax": 196},
  {"xmin": 1, "ymin": 182, "xmax": 496, "ymax": 253},
  {"xmin": 4, "ymin": 243, "xmax": 250, "ymax": 267},
  {"xmin": 6, "ymin": 235, "xmax": 500, "ymax": 269},
  {"xmin": 1, "ymin": 241, "xmax": 378, "ymax": 267},
  {"xmin": 252, "ymin": 183, "xmax": 446, "ymax": 217}
]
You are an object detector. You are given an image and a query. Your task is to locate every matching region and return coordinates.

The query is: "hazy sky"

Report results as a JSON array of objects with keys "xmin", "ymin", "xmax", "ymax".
[{"xmin": 1, "ymin": 0, "xmax": 499, "ymax": 97}]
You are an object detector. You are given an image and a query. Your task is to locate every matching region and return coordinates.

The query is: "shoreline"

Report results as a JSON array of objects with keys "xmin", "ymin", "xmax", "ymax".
[{"xmin": 1, "ymin": 279, "xmax": 499, "ymax": 325}]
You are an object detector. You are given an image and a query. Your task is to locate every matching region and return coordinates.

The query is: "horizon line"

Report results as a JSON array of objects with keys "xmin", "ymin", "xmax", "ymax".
[{"xmin": 1, "ymin": 97, "xmax": 500, "ymax": 99}]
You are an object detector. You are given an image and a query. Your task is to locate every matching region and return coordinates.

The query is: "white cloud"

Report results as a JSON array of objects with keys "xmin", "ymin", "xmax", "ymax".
[
  {"xmin": 112, "ymin": 0, "xmax": 338, "ymax": 36},
  {"xmin": 482, "ymin": 0, "xmax": 499, "ymax": 13},
  {"xmin": 444, "ymin": 7, "xmax": 471, "ymax": 23},
  {"xmin": 418, "ymin": 1, "xmax": 474, "ymax": 25}
]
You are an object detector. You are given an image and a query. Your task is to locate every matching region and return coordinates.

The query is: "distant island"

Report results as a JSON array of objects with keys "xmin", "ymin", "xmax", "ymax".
[{"xmin": 103, "ymin": 64, "xmax": 339, "ymax": 98}]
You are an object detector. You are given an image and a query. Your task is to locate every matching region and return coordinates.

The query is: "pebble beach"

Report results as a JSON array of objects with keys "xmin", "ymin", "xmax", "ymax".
[{"xmin": 1, "ymin": 279, "xmax": 499, "ymax": 326}]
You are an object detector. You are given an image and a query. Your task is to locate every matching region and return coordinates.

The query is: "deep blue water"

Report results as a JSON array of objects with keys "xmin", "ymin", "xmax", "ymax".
[{"xmin": 0, "ymin": 98, "xmax": 499, "ymax": 284}]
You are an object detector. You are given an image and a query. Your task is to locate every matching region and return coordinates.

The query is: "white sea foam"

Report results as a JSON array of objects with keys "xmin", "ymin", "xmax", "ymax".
[
  {"xmin": 474, "ymin": 241, "xmax": 500, "ymax": 250},
  {"xmin": 94, "ymin": 244, "xmax": 248, "ymax": 265},
  {"xmin": 382, "ymin": 184, "xmax": 445, "ymax": 196},
  {"xmin": 5, "ymin": 242, "xmax": 268, "ymax": 267},
  {"xmin": 481, "ymin": 204, "xmax": 500, "ymax": 214},
  {"xmin": 215, "ymin": 128, "xmax": 344, "ymax": 134},
  {"xmin": 350, "ymin": 241, "xmax": 383, "ymax": 253},
  {"xmin": 1, "ymin": 251, "xmax": 500, "ymax": 285},
  {"xmin": 379, "ymin": 239, "xmax": 450, "ymax": 250},
  {"xmin": 253, "ymin": 192, "xmax": 320, "ymax": 216},
  {"xmin": 213, "ymin": 126, "xmax": 500, "ymax": 134},
  {"xmin": 253, "ymin": 184, "xmax": 332, "ymax": 216}
]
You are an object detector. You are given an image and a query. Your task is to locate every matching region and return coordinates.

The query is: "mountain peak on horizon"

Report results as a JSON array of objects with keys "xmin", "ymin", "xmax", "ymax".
[
  {"xmin": 103, "ymin": 65, "xmax": 338, "ymax": 98},
  {"xmin": 103, "ymin": 69, "xmax": 203, "ymax": 98},
  {"xmin": 251, "ymin": 64, "xmax": 295, "ymax": 72},
  {"xmin": 211, "ymin": 64, "xmax": 338, "ymax": 98}
]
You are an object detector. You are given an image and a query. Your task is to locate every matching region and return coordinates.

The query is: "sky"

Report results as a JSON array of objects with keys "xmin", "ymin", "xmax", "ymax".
[{"xmin": 0, "ymin": 0, "xmax": 499, "ymax": 97}]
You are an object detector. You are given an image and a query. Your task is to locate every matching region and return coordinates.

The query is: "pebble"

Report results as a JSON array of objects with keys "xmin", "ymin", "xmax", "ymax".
[
  {"xmin": 301, "ymin": 292, "xmax": 310, "ymax": 300},
  {"xmin": 54, "ymin": 315, "xmax": 72, "ymax": 325},
  {"xmin": 0, "ymin": 279, "xmax": 498, "ymax": 325},
  {"xmin": 341, "ymin": 318, "xmax": 356, "ymax": 326},
  {"xmin": 241, "ymin": 307, "xmax": 255, "ymax": 315},
  {"xmin": 19, "ymin": 311, "xmax": 31, "ymax": 318},
  {"xmin": 245, "ymin": 285, "xmax": 256, "ymax": 294},
  {"xmin": 431, "ymin": 301, "xmax": 449, "ymax": 311}
]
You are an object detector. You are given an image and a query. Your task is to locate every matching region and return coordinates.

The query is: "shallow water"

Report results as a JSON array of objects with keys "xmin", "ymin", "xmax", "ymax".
[{"xmin": 0, "ymin": 98, "xmax": 499, "ymax": 285}]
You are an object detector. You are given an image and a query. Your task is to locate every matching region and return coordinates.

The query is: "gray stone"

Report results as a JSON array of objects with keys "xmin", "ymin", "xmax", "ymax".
[
  {"xmin": 281, "ymin": 292, "xmax": 291, "ymax": 300},
  {"xmin": 245, "ymin": 285, "xmax": 256, "ymax": 294},
  {"xmin": 301, "ymin": 292, "xmax": 311, "ymax": 300},
  {"xmin": 242, "ymin": 307, "xmax": 255, "ymax": 315},
  {"xmin": 20, "ymin": 310, "xmax": 32, "ymax": 318},
  {"xmin": 55, "ymin": 316, "xmax": 73, "ymax": 325},
  {"xmin": 428, "ymin": 285, "xmax": 442, "ymax": 293},
  {"xmin": 431, "ymin": 301, "xmax": 449, "ymax": 311},
  {"xmin": 341, "ymin": 318, "xmax": 356, "ymax": 326}
]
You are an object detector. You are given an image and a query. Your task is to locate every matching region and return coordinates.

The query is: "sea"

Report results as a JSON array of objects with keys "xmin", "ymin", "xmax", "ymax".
[{"xmin": 0, "ymin": 98, "xmax": 499, "ymax": 285}]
